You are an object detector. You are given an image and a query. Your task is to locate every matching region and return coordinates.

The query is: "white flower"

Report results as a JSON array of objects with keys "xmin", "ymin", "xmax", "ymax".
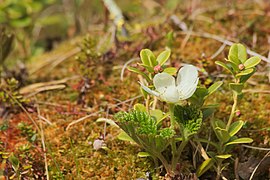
[{"xmin": 140, "ymin": 65, "xmax": 199, "ymax": 103}]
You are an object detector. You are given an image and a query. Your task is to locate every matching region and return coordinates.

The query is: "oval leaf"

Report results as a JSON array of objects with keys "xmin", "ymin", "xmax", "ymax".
[
  {"xmin": 134, "ymin": 103, "xmax": 147, "ymax": 112},
  {"xmin": 140, "ymin": 49, "xmax": 151, "ymax": 66},
  {"xmin": 215, "ymin": 61, "xmax": 234, "ymax": 74},
  {"xmin": 128, "ymin": 67, "xmax": 151, "ymax": 82},
  {"xmin": 215, "ymin": 128, "xmax": 231, "ymax": 143},
  {"xmin": 163, "ymin": 67, "xmax": 177, "ymax": 75},
  {"xmin": 140, "ymin": 49, "xmax": 157, "ymax": 67},
  {"xmin": 228, "ymin": 43, "xmax": 247, "ymax": 64},
  {"xmin": 236, "ymin": 68, "xmax": 254, "ymax": 77},
  {"xmin": 215, "ymin": 154, "xmax": 232, "ymax": 159},
  {"xmin": 225, "ymin": 137, "xmax": 253, "ymax": 146},
  {"xmin": 229, "ymin": 83, "xmax": 244, "ymax": 94},
  {"xmin": 228, "ymin": 120, "xmax": 244, "ymax": 137},
  {"xmin": 207, "ymin": 81, "xmax": 223, "ymax": 95},
  {"xmin": 196, "ymin": 158, "xmax": 214, "ymax": 177},
  {"xmin": 157, "ymin": 50, "xmax": 171, "ymax": 66},
  {"xmin": 117, "ymin": 131, "xmax": 135, "ymax": 143},
  {"xmin": 138, "ymin": 152, "xmax": 151, "ymax": 157},
  {"xmin": 244, "ymin": 56, "xmax": 261, "ymax": 69}
]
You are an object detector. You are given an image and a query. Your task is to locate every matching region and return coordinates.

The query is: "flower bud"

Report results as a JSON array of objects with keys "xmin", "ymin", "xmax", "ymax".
[
  {"xmin": 238, "ymin": 64, "xmax": 245, "ymax": 70},
  {"xmin": 235, "ymin": 110, "xmax": 241, "ymax": 117},
  {"xmin": 154, "ymin": 65, "xmax": 163, "ymax": 73}
]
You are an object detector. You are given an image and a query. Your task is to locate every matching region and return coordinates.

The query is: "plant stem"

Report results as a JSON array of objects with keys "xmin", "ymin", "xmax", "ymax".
[
  {"xmin": 216, "ymin": 162, "xmax": 222, "ymax": 180},
  {"xmin": 171, "ymin": 139, "xmax": 188, "ymax": 172},
  {"xmin": 226, "ymin": 92, "xmax": 238, "ymax": 130},
  {"xmin": 168, "ymin": 103, "xmax": 175, "ymax": 128}
]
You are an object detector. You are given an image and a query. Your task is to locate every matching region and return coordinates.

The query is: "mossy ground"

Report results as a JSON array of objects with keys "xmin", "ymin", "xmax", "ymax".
[{"xmin": 1, "ymin": 0, "xmax": 270, "ymax": 179}]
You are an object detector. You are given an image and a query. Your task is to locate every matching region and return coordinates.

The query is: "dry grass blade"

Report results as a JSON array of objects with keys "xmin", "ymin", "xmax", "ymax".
[
  {"xmin": 249, "ymin": 151, "xmax": 270, "ymax": 180},
  {"xmin": 66, "ymin": 111, "xmax": 102, "ymax": 130}
]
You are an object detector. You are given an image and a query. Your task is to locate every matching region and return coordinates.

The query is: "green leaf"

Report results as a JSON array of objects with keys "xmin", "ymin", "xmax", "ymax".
[
  {"xmin": 163, "ymin": 67, "xmax": 177, "ymax": 75},
  {"xmin": 244, "ymin": 56, "xmax": 261, "ymax": 69},
  {"xmin": 10, "ymin": 17, "xmax": 32, "ymax": 28},
  {"xmin": 207, "ymin": 81, "xmax": 223, "ymax": 95},
  {"xmin": 196, "ymin": 158, "xmax": 214, "ymax": 177},
  {"xmin": 228, "ymin": 43, "xmax": 247, "ymax": 64},
  {"xmin": 225, "ymin": 137, "xmax": 253, "ymax": 146},
  {"xmin": 194, "ymin": 138, "xmax": 219, "ymax": 149},
  {"xmin": 229, "ymin": 83, "xmax": 244, "ymax": 94},
  {"xmin": 134, "ymin": 103, "xmax": 147, "ymax": 112},
  {"xmin": 211, "ymin": 120, "xmax": 230, "ymax": 143},
  {"xmin": 214, "ymin": 128, "xmax": 231, "ymax": 143},
  {"xmin": 9, "ymin": 154, "xmax": 19, "ymax": 171},
  {"xmin": 201, "ymin": 106, "xmax": 217, "ymax": 120},
  {"xmin": 139, "ymin": 49, "xmax": 157, "ymax": 67},
  {"xmin": 150, "ymin": 109, "xmax": 163, "ymax": 122},
  {"xmin": 138, "ymin": 152, "xmax": 151, "ymax": 157},
  {"xmin": 156, "ymin": 49, "xmax": 171, "ymax": 66},
  {"xmin": 215, "ymin": 154, "xmax": 232, "ymax": 159},
  {"xmin": 117, "ymin": 131, "xmax": 135, "ymax": 143},
  {"xmin": 213, "ymin": 119, "xmax": 226, "ymax": 129},
  {"xmin": 139, "ymin": 64, "xmax": 154, "ymax": 73},
  {"xmin": 228, "ymin": 120, "xmax": 244, "ymax": 137},
  {"xmin": 240, "ymin": 68, "xmax": 256, "ymax": 83},
  {"xmin": 128, "ymin": 67, "xmax": 151, "ymax": 82},
  {"xmin": 215, "ymin": 61, "xmax": 234, "ymax": 74},
  {"xmin": 140, "ymin": 49, "xmax": 151, "ymax": 66},
  {"xmin": 155, "ymin": 112, "xmax": 169, "ymax": 125},
  {"xmin": 236, "ymin": 68, "xmax": 254, "ymax": 77}
]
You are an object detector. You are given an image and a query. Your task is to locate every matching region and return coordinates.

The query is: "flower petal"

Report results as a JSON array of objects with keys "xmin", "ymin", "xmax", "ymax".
[
  {"xmin": 179, "ymin": 78, "xmax": 199, "ymax": 100},
  {"xmin": 176, "ymin": 65, "xmax": 198, "ymax": 88},
  {"xmin": 160, "ymin": 86, "xmax": 180, "ymax": 103},
  {"xmin": 153, "ymin": 72, "xmax": 176, "ymax": 93},
  {"xmin": 139, "ymin": 82, "xmax": 160, "ymax": 97}
]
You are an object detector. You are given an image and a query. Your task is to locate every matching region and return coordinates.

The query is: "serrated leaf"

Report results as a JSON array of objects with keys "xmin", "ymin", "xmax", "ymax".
[
  {"xmin": 215, "ymin": 154, "xmax": 232, "ymax": 159},
  {"xmin": 236, "ymin": 68, "xmax": 254, "ymax": 77},
  {"xmin": 225, "ymin": 137, "xmax": 253, "ymax": 146},
  {"xmin": 215, "ymin": 61, "xmax": 234, "ymax": 74},
  {"xmin": 196, "ymin": 158, "xmax": 214, "ymax": 177},
  {"xmin": 228, "ymin": 43, "xmax": 247, "ymax": 64},
  {"xmin": 228, "ymin": 120, "xmax": 244, "ymax": 136},
  {"xmin": 138, "ymin": 152, "xmax": 151, "ymax": 157},
  {"xmin": 244, "ymin": 56, "xmax": 261, "ymax": 69},
  {"xmin": 163, "ymin": 67, "xmax": 176, "ymax": 75},
  {"xmin": 207, "ymin": 81, "xmax": 223, "ymax": 95},
  {"xmin": 128, "ymin": 67, "xmax": 151, "ymax": 82},
  {"xmin": 117, "ymin": 131, "xmax": 135, "ymax": 143},
  {"xmin": 134, "ymin": 103, "xmax": 147, "ymax": 112},
  {"xmin": 156, "ymin": 50, "xmax": 171, "ymax": 66},
  {"xmin": 229, "ymin": 83, "xmax": 244, "ymax": 94}
]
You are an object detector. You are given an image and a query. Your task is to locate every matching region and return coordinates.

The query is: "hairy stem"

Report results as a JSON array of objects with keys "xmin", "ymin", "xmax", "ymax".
[
  {"xmin": 171, "ymin": 139, "xmax": 188, "ymax": 172},
  {"xmin": 168, "ymin": 103, "xmax": 175, "ymax": 128}
]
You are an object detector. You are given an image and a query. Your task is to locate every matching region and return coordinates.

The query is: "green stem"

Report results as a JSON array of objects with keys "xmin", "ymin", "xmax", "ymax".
[
  {"xmin": 168, "ymin": 103, "xmax": 175, "ymax": 128},
  {"xmin": 155, "ymin": 152, "xmax": 171, "ymax": 174},
  {"xmin": 216, "ymin": 162, "xmax": 222, "ymax": 180},
  {"xmin": 226, "ymin": 92, "xmax": 238, "ymax": 130},
  {"xmin": 171, "ymin": 139, "xmax": 188, "ymax": 172}
]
